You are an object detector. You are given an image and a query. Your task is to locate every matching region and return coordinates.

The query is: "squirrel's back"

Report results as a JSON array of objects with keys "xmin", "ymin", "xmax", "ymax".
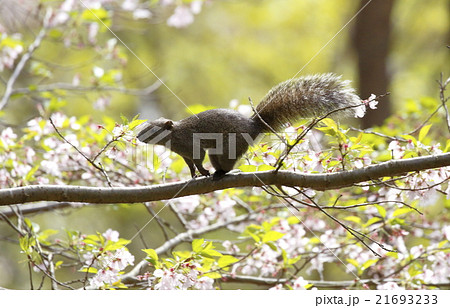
[{"xmin": 254, "ymin": 73, "xmax": 361, "ymax": 131}]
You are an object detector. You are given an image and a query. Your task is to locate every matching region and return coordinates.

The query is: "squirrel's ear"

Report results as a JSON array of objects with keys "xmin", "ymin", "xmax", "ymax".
[{"xmin": 163, "ymin": 120, "xmax": 174, "ymax": 129}]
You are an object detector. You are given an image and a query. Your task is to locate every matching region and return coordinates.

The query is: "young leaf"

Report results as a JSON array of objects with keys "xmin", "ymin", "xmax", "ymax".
[
  {"xmin": 218, "ymin": 255, "xmax": 239, "ymax": 268},
  {"xmin": 192, "ymin": 238, "xmax": 205, "ymax": 253},
  {"xmin": 346, "ymin": 258, "xmax": 359, "ymax": 268},
  {"xmin": 361, "ymin": 259, "xmax": 378, "ymax": 271},
  {"xmin": 343, "ymin": 216, "xmax": 362, "ymax": 225},
  {"xmin": 104, "ymin": 239, "xmax": 131, "ymax": 251},
  {"xmin": 79, "ymin": 267, "xmax": 98, "ymax": 274},
  {"xmin": 200, "ymin": 249, "xmax": 223, "ymax": 258},
  {"xmin": 247, "ymin": 231, "xmax": 261, "ymax": 243},
  {"xmin": 375, "ymin": 205, "xmax": 387, "ymax": 219},
  {"xmin": 392, "ymin": 208, "xmax": 413, "ymax": 217},
  {"xmin": 239, "ymin": 165, "xmax": 257, "ymax": 172},
  {"xmin": 258, "ymin": 164, "xmax": 276, "ymax": 171},
  {"xmin": 262, "ymin": 231, "xmax": 284, "ymax": 243},
  {"xmin": 287, "ymin": 216, "xmax": 300, "ymax": 225},
  {"xmin": 364, "ymin": 217, "xmax": 382, "ymax": 227},
  {"xmin": 418, "ymin": 124, "xmax": 432, "ymax": 143},
  {"xmin": 142, "ymin": 249, "xmax": 158, "ymax": 262}
]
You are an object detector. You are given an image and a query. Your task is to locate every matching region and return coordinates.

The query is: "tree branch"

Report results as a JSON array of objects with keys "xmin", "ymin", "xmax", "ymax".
[
  {"xmin": 0, "ymin": 27, "xmax": 47, "ymax": 110},
  {"xmin": 0, "ymin": 152, "xmax": 449, "ymax": 206},
  {"xmin": 222, "ymin": 274, "xmax": 450, "ymax": 289},
  {"xmin": 0, "ymin": 202, "xmax": 74, "ymax": 218}
]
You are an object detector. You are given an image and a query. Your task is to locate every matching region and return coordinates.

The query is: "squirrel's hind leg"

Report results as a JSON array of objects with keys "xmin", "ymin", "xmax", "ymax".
[
  {"xmin": 209, "ymin": 154, "xmax": 235, "ymax": 180},
  {"xmin": 212, "ymin": 170, "xmax": 227, "ymax": 180}
]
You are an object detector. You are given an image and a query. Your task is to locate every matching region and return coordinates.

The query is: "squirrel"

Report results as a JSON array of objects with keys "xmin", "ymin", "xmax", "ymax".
[{"xmin": 137, "ymin": 73, "xmax": 362, "ymax": 179}]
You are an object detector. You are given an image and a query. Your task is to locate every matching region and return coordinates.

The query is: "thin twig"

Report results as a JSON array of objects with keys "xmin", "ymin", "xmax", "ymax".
[
  {"xmin": 438, "ymin": 73, "xmax": 450, "ymax": 133},
  {"xmin": 294, "ymin": 189, "xmax": 392, "ymax": 256},
  {"xmin": 144, "ymin": 202, "xmax": 171, "ymax": 242},
  {"xmin": 408, "ymin": 73, "xmax": 449, "ymax": 135},
  {"xmin": 168, "ymin": 201, "xmax": 190, "ymax": 230},
  {"xmin": 351, "ymin": 127, "xmax": 407, "ymax": 141},
  {"xmin": 49, "ymin": 117, "xmax": 112, "ymax": 187}
]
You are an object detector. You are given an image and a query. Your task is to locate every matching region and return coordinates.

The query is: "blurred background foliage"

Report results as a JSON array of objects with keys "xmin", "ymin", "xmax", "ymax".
[
  {"xmin": 1, "ymin": 0, "xmax": 449, "ymax": 125},
  {"xmin": 124, "ymin": 0, "xmax": 449, "ymax": 122},
  {"xmin": 0, "ymin": 0, "xmax": 449, "ymax": 289}
]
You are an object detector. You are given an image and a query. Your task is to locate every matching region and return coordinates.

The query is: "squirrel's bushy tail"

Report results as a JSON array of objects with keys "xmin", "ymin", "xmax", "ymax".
[{"xmin": 254, "ymin": 73, "xmax": 362, "ymax": 132}]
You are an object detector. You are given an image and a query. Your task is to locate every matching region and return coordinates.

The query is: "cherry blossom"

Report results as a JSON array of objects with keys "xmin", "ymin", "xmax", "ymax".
[
  {"xmin": 292, "ymin": 276, "xmax": 309, "ymax": 290},
  {"xmin": 90, "ymin": 269, "xmax": 120, "ymax": 288},
  {"xmin": 103, "ymin": 229, "xmax": 120, "ymax": 242}
]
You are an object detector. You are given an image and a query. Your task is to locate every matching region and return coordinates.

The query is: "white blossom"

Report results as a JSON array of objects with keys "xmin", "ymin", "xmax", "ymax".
[
  {"xmin": 103, "ymin": 229, "xmax": 119, "ymax": 242},
  {"xmin": 167, "ymin": 6, "xmax": 194, "ymax": 28}
]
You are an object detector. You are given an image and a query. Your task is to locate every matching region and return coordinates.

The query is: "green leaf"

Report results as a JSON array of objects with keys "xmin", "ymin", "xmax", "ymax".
[
  {"xmin": 321, "ymin": 118, "xmax": 338, "ymax": 130},
  {"xmin": 37, "ymin": 229, "xmax": 59, "ymax": 244},
  {"xmin": 262, "ymin": 231, "xmax": 284, "ymax": 243},
  {"xmin": 265, "ymin": 242, "xmax": 278, "ymax": 251},
  {"xmin": 172, "ymin": 250, "xmax": 191, "ymax": 259},
  {"xmin": 239, "ymin": 165, "xmax": 257, "ymax": 172},
  {"xmin": 361, "ymin": 259, "xmax": 378, "ymax": 271},
  {"xmin": 288, "ymin": 255, "xmax": 302, "ymax": 265},
  {"xmin": 200, "ymin": 249, "xmax": 223, "ymax": 258},
  {"xmin": 287, "ymin": 216, "xmax": 300, "ymax": 225},
  {"xmin": 375, "ymin": 205, "xmax": 386, "ymax": 219},
  {"xmin": 104, "ymin": 239, "xmax": 131, "ymax": 251},
  {"xmin": 400, "ymin": 134, "xmax": 417, "ymax": 145},
  {"xmin": 120, "ymin": 114, "xmax": 129, "ymax": 125},
  {"xmin": 346, "ymin": 258, "xmax": 359, "ymax": 268},
  {"xmin": 418, "ymin": 124, "xmax": 432, "ymax": 143},
  {"xmin": 390, "ymin": 218, "xmax": 405, "ymax": 225},
  {"xmin": 258, "ymin": 164, "xmax": 276, "ymax": 171},
  {"xmin": 142, "ymin": 249, "xmax": 158, "ymax": 261},
  {"xmin": 364, "ymin": 217, "xmax": 382, "ymax": 227},
  {"xmin": 437, "ymin": 240, "xmax": 448, "ymax": 248},
  {"xmin": 392, "ymin": 207, "xmax": 413, "ymax": 217},
  {"xmin": 247, "ymin": 231, "xmax": 260, "ymax": 243},
  {"xmin": 218, "ymin": 255, "xmax": 239, "ymax": 268},
  {"xmin": 192, "ymin": 238, "xmax": 205, "ymax": 253},
  {"xmin": 24, "ymin": 165, "xmax": 40, "ymax": 182},
  {"xmin": 24, "ymin": 218, "xmax": 35, "ymax": 231},
  {"xmin": 19, "ymin": 235, "xmax": 31, "ymax": 253},
  {"xmin": 79, "ymin": 267, "xmax": 98, "ymax": 274},
  {"xmin": 82, "ymin": 236, "xmax": 100, "ymax": 246},
  {"xmin": 129, "ymin": 118, "xmax": 146, "ymax": 130},
  {"xmin": 343, "ymin": 216, "xmax": 362, "ymax": 225},
  {"xmin": 386, "ymin": 251, "xmax": 399, "ymax": 259},
  {"xmin": 444, "ymin": 139, "xmax": 450, "ymax": 152}
]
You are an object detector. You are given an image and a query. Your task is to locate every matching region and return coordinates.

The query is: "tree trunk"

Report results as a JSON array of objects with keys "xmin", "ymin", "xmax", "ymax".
[{"xmin": 353, "ymin": 0, "xmax": 395, "ymax": 128}]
